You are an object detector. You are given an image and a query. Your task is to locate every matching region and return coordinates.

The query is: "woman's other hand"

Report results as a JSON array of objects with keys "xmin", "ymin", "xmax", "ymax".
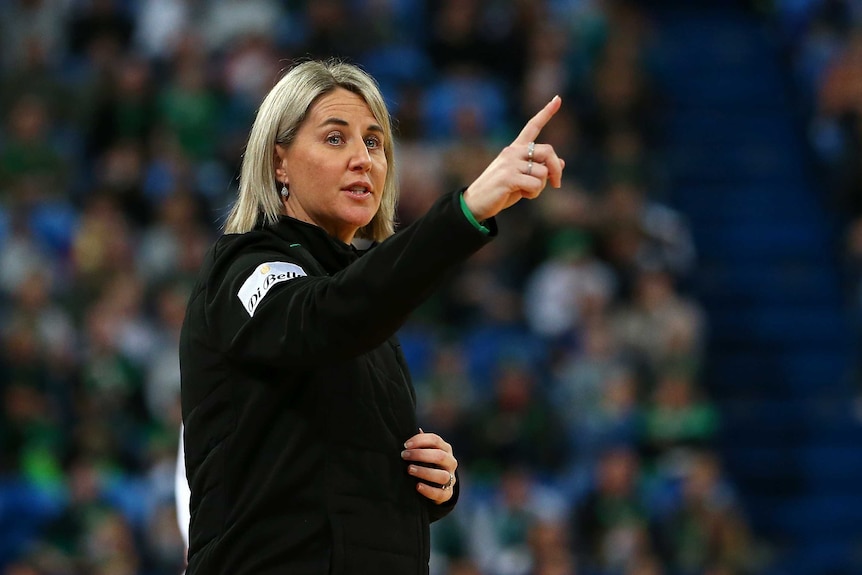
[{"xmin": 401, "ymin": 430, "xmax": 458, "ymax": 504}]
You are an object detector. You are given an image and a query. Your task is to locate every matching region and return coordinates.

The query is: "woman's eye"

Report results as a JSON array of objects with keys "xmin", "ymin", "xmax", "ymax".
[
  {"xmin": 365, "ymin": 136, "xmax": 382, "ymax": 149},
  {"xmin": 326, "ymin": 134, "xmax": 343, "ymax": 145}
]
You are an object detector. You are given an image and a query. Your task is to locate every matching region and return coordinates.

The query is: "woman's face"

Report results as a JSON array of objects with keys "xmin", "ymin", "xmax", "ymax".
[{"xmin": 276, "ymin": 88, "xmax": 387, "ymax": 244}]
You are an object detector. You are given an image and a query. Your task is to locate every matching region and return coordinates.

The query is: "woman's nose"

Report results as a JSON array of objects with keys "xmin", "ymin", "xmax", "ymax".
[{"xmin": 348, "ymin": 142, "xmax": 372, "ymax": 172}]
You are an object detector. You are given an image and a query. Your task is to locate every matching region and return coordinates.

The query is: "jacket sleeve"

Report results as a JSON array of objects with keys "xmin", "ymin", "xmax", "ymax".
[{"xmin": 207, "ymin": 190, "xmax": 495, "ymax": 368}]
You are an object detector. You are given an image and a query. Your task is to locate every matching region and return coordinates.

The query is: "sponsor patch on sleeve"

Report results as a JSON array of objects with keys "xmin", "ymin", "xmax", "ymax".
[{"xmin": 237, "ymin": 261, "xmax": 307, "ymax": 317}]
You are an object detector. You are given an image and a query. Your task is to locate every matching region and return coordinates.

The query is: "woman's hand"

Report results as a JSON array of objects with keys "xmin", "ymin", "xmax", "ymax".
[
  {"xmin": 461, "ymin": 95, "xmax": 565, "ymax": 222},
  {"xmin": 401, "ymin": 430, "xmax": 458, "ymax": 504}
]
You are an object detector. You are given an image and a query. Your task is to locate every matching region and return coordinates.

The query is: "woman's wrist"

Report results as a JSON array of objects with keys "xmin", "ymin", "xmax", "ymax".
[{"xmin": 459, "ymin": 191, "xmax": 490, "ymax": 235}]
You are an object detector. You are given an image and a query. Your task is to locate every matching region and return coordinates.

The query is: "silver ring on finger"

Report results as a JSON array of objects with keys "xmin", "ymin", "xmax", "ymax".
[
  {"xmin": 526, "ymin": 159, "xmax": 533, "ymax": 176},
  {"xmin": 442, "ymin": 472, "xmax": 455, "ymax": 491},
  {"xmin": 527, "ymin": 141, "xmax": 535, "ymax": 161}
]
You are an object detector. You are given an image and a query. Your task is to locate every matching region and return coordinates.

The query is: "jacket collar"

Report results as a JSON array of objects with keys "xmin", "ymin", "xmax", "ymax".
[{"xmin": 268, "ymin": 215, "xmax": 363, "ymax": 274}]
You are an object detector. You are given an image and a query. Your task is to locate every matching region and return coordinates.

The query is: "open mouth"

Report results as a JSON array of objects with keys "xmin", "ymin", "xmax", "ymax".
[{"xmin": 344, "ymin": 185, "xmax": 371, "ymax": 198}]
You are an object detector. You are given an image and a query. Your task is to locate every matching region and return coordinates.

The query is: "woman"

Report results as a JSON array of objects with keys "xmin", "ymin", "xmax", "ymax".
[{"xmin": 179, "ymin": 59, "xmax": 563, "ymax": 575}]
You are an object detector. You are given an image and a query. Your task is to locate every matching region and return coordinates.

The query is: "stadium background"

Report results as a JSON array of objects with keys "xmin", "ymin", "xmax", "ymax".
[{"xmin": 1, "ymin": 0, "xmax": 862, "ymax": 574}]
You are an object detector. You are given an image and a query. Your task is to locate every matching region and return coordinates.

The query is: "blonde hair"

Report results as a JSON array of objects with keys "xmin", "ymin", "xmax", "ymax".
[{"xmin": 224, "ymin": 59, "xmax": 398, "ymax": 241}]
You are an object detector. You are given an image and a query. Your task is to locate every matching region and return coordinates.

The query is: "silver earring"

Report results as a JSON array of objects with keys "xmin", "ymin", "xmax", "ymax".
[{"xmin": 280, "ymin": 183, "xmax": 289, "ymax": 198}]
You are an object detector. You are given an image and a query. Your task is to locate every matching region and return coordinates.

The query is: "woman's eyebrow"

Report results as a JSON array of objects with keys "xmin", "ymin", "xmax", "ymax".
[{"xmin": 317, "ymin": 117, "xmax": 384, "ymax": 133}]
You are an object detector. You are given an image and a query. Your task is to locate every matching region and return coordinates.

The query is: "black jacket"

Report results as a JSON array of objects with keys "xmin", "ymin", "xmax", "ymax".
[{"xmin": 180, "ymin": 190, "xmax": 494, "ymax": 575}]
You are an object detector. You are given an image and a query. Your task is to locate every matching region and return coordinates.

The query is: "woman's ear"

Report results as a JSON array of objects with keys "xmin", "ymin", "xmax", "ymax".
[{"xmin": 274, "ymin": 144, "xmax": 289, "ymax": 184}]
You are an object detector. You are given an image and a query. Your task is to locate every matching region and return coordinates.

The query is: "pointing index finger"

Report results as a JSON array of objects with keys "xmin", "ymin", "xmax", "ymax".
[{"xmin": 514, "ymin": 95, "xmax": 562, "ymax": 145}]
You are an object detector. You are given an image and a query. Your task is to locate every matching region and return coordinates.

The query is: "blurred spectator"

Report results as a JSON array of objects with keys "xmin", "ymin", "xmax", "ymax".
[
  {"xmin": 597, "ymin": 181, "xmax": 696, "ymax": 285},
  {"xmin": 74, "ymin": 275, "xmax": 155, "ymax": 472},
  {"xmin": 421, "ymin": 74, "xmax": 510, "ymax": 143},
  {"xmin": 816, "ymin": 25, "xmax": 862, "ymax": 214},
  {"xmin": 142, "ymin": 281, "xmax": 188, "ymax": 428},
  {"xmin": 523, "ymin": 228, "xmax": 616, "ymax": 341},
  {"xmin": 41, "ymin": 455, "xmax": 124, "ymax": 568},
  {"xmin": 427, "ymin": 0, "xmax": 486, "ymax": 74},
  {"xmin": 552, "ymin": 321, "xmax": 625, "ymax": 428},
  {"xmin": 91, "ymin": 141, "xmax": 150, "ymax": 227},
  {"xmin": 526, "ymin": 519, "xmax": 577, "ymax": 575},
  {"xmin": 556, "ymin": 359, "xmax": 642, "ymax": 462},
  {"xmin": 430, "ymin": 506, "xmax": 478, "ymax": 575},
  {"xmin": 140, "ymin": 127, "xmax": 198, "ymax": 206},
  {"xmin": 427, "ymin": 0, "xmax": 528, "ymax": 85},
  {"xmin": 136, "ymin": 192, "xmax": 213, "ymax": 290},
  {"xmin": 5, "ymin": 269, "xmax": 77, "ymax": 371},
  {"xmin": 219, "ymin": 33, "xmax": 282, "ymax": 159},
  {"xmin": 199, "ymin": 0, "xmax": 284, "ymax": 53},
  {"xmin": 0, "ymin": 320, "xmax": 66, "ymax": 483},
  {"xmin": 79, "ymin": 510, "xmax": 140, "ymax": 575},
  {"xmin": 817, "ymin": 25, "xmax": 862, "ymax": 123},
  {"xmin": 393, "ymin": 143, "xmax": 446, "ymax": 225},
  {"xmin": 602, "ymin": 127, "xmax": 663, "ymax": 197},
  {"xmin": 156, "ymin": 41, "xmax": 222, "ymax": 163},
  {"xmin": 575, "ymin": 0, "xmax": 659, "ymax": 147},
  {"xmin": 640, "ymin": 370, "xmax": 719, "ymax": 464},
  {"xmin": 0, "ymin": 209, "xmax": 56, "ymax": 298},
  {"xmin": 571, "ymin": 445, "xmax": 656, "ymax": 574},
  {"xmin": 652, "ymin": 452, "xmax": 760, "ymax": 574},
  {"xmin": 133, "ymin": 0, "xmax": 191, "ymax": 62},
  {"xmin": 141, "ymin": 499, "xmax": 185, "ymax": 575},
  {"xmin": 299, "ymin": 0, "xmax": 362, "ymax": 60},
  {"xmin": 351, "ymin": 0, "xmax": 419, "ymax": 48},
  {"xmin": 0, "ymin": 95, "xmax": 68, "ymax": 204},
  {"xmin": 140, "ymin": 429, "xmax": 186, "ymax": 574},
  {"xmin": 67, "ymin": 0, "xmax": 134, "ymax": 64},
  {"xmin": 468, "ymin": 465, "xmax": 568, "ymax": 575},
  {"xmin": 0, "ymin": 10, "xmax": 75, "ymax": 134},
  {"xmin": 438, "ymin": 102, "xmax": 501, "ymax": 190},
  {"xmin": 610, "ymin": 265, "xmax": 704, "ymax": 378},
  {"xmin": 0, "ymin": 0, "xmax": 70, "ymax": 72},
  {"xmin": 533, "ymin": 183, "xmax": 600, "ymax": 237},
  {"xmin": 85, "ymin": 56, "xmax": 157, "ymax": 160},
  {"xmin": 434, "ymin": 241, "xmax": 526, "ymax": 329},
  {"xmin": 465, "ymin": 361, "xmax": 567, "ymax": 479},
  {"xmin": 415, "ymin": 343, "xmax": 476, "ymax": 452},
  {"xmin": 69, "ymin": 195, "xmax": 135, "ymax": 307},
  {"xmin": 522, "ymin": 21, "xmax": 571, "ymax": 118}
]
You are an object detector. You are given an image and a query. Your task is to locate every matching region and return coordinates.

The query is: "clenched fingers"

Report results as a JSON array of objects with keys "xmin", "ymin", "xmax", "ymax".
[
  {"xmin": 401, "ymin": 430, "xmax": 458, "ymax": 503},
  {"xmin": 524, "ymin": 143, "xmax": 564, "ymax": 189}
]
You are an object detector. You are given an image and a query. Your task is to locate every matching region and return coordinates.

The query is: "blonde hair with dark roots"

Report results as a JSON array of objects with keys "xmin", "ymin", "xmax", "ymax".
[{"xmin": 224, "ymin": 59, "xmax": 398, "ymax": 241}]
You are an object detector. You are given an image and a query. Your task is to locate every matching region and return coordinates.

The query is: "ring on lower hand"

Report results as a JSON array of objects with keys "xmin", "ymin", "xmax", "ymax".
[
  {"xmin": 442, "ymin": 472, "xmax": 455, "ymax": 491},
  {"xmin": 526, "ymin": 160, "xmax": 533, "ymax": 176}
]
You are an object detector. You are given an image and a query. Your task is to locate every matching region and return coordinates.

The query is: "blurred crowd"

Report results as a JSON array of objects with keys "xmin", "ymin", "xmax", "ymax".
[
  {"xmin": 775, "ymin": 0, "xmax": 862, "ymax": 390},
  {"xmin": 0, "ymin": 1, "xmax": 765, "ymax": 575}
]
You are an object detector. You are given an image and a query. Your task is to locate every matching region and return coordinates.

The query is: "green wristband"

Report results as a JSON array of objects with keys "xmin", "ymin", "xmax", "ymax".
[{"xmin": 459, "ymin": 193, "xmax": 490, "ymax": 235}]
